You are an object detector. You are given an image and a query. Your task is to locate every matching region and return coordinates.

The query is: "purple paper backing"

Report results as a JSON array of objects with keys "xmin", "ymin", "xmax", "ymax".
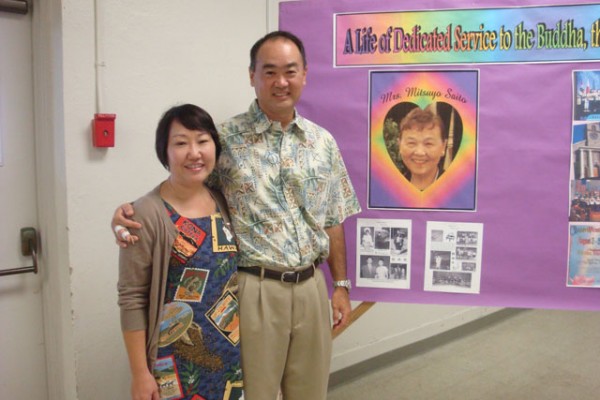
[{"xmin": 280, "ymin": 0, "xmax": 600, "ymax": 310}]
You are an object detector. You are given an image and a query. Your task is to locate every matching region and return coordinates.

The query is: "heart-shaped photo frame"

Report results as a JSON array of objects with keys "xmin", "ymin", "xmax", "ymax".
[
  {"xmin": 368, "ymin": 70, "xmax": 478, "ymax": 210},
  {"xmin": 382, "ymin": 101, "xmax": 463, "ymax": 192}
]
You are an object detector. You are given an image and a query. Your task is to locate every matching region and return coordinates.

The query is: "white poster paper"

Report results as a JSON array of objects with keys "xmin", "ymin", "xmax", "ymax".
[
  {"xmin": 424, "ymin": 221, "xmax": 484, "ymax": 294},
  {"xmin": 356, "ymin": 218, "xmax": 412, "ymax": 289}
]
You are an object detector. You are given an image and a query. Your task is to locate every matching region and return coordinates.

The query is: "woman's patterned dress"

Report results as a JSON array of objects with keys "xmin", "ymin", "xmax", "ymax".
[{"xmin": 153, "ymin": 202, "xmax": 243, "ymax": 400}]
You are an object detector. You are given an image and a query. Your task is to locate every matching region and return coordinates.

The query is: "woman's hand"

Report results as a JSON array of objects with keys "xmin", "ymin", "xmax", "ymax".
[
  {"xmin": 123, "ymin": 331, "xmax": 158, "ymax": 400},
  {"xmin": 131, "ymin": 369, "xmax": 159, "ymax": 400}
]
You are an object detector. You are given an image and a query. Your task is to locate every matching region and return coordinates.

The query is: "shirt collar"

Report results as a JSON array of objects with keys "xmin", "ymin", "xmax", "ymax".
[{"xmin": 249, "ymin": 100, "xmax": 309, "ymax": 140}]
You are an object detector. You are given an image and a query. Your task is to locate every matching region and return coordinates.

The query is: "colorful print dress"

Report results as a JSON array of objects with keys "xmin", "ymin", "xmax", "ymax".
[{"xmin": 154, "ymin": 202, "xmax": 243, "ymax": 400}]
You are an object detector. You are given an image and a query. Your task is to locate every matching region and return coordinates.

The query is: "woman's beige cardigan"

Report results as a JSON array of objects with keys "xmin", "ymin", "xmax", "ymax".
[{"xmin": 117, "ymin": 183, "xmax": 231, "ymax": 369}]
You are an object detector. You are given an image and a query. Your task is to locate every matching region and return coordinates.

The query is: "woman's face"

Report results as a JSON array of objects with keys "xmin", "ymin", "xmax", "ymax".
[
  {"xmin": 398, "ymin": 125, "xmax": 446, "ymax": 181},
  {"xmin": 166, "ymin": 119, "xmax": 216, "ymax": 186}
]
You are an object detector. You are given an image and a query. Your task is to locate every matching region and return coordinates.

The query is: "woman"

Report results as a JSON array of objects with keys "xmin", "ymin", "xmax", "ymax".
[
  {"xmin": 361, "ymin": 227, "xmax": 374, "ymax": 250},
  {"xmin": 391, "ymin": 231, "xmax": 406, "ymax": 254},
  {"xmin": 118, "ymin": 104, "xmax": 242, "ymax": 400},
  {"xmin": 397, "ymin": 105, "xmax": 448, "ymax": 191},
  {"xmin": 374, "ymin": 259, "xmax": 389, "ymax": 280}
]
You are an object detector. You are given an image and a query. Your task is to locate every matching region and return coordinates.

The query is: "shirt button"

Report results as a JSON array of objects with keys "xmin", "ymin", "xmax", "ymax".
[{"xmin": 266, "ymin": 152, "xmax": 280, "ymax": 165}]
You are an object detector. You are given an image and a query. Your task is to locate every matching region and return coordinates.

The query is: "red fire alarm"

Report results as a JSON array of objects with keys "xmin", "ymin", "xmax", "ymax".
[{"xmin": 92, "ymin": 113, "xmax": 116, "ymax": 147}]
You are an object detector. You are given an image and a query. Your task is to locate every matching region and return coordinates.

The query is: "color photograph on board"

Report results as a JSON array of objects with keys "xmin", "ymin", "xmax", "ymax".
[
  {"xmin": 568, "ymin": 70, "xmax": 600, "ymax": 288},
  {"xmin": 368, "ymin": 70, "xmax": 478, "ymax": 210},
  {"xmin": 567, "ymin": 223, "xmax": 600, "ymax": 287},
  {"xmin": 574, "ymin": 70, "xmax": 600, "ymax": 122}
]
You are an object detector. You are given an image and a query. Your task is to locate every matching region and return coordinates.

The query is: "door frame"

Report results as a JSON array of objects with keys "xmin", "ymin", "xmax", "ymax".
[{"xmin": 31, "ymin": 1, "xmax": 77, "ymax": 398}]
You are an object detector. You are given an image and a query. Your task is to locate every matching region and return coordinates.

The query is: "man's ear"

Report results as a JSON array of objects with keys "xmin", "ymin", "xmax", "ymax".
[
  {"xmin": 302, "ymin": 66, "xmax": 308, "ymax": 86},
  {"xmin": 249, "ymin": 67, "xmax": 255, "ymax": 87}
]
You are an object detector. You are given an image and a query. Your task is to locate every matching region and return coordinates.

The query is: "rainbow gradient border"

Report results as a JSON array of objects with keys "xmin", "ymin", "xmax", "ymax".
[
  {"xmin": 368, "ymin": 70, "xmax": 478, "ymax": 210},
  {"xmin": 335, "ymin": 5, "xmax": 600, "ymax": 66}
]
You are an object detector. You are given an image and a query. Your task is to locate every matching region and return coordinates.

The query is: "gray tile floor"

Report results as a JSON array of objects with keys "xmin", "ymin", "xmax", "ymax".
[{"xmin": 328, "ymin": 309, "xmax": 600, "ymax": 400}]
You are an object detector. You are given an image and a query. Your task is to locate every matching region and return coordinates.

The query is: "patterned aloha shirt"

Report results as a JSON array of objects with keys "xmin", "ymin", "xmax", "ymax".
[{"xmin": 214, "ymin": 100, "xmax": 361, "ymax": 270}]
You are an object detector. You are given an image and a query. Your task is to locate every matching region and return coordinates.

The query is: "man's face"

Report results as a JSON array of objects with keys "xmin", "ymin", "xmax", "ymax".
[
  {"xmin": 250, "ymin": 37, "xmax": 307, "ymax": 125},
  {"xmin": 398, "ymin": 125, "xmax": 446, "ymax": 180}
]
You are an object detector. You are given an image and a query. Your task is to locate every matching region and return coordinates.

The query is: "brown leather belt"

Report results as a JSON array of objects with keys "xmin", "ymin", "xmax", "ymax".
[{"xmin": 240, "ymin": 265, "xmax": 316, "ymax": 283}]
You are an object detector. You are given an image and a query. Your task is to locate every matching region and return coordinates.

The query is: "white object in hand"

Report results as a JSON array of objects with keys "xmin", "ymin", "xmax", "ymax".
[{"xmin": 114, "ymin": 225, "xmax": 131, "ymax": 241}]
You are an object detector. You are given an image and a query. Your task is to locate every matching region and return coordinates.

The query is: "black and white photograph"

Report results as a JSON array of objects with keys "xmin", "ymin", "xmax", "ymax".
[
  {"xmin": 456, "ymin": 246, "xmax": 478, "ymax": 260},
  {"xmin": 429, "ymin": 250, "xmax": 451, "ymax": 270},
  {"xmin": 360, "ymin": 255, "xmax": 394, "ymax": 280},
  {"xmin": 359, "ymin": 255, "xmax": 377, "ymax": 279},
  {"xmin": 373, "ymin": 256, "xmax": 391, "ymax": 280},
  {"xmin": 390, "ymin": 228, "xmax": 408, "ymax": 254},
  {"xmin": 457, "ymin": 231, "xmax": 479, "ymax": 245},
  {"xmin": 462, "ymin": 262, "xmax": 477, "ymax": 272},
  {"xmin": 360, "ymin": 226, "xmax": 375, "ymax": 251},
  {"xmin": 390, "ymin": 263, "xmax": 408, "ymax": 280},
  {"xmin": 432, "ymin": 271, "xmax": 472, "ymax": 288},
  {"xmin": 374, "ymin": 227, "xmax": 391, "ymax": 250},
  {"xmin": 431, "ymin": 229, "xmax": 444, "ymax": 242}
]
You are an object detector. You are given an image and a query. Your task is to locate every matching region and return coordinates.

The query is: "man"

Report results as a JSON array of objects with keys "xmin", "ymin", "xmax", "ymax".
[
  {"xmin": 360, "ymin": 256, "xmax": 375, "ymax": 278},
  {"xmin": 397, "ymin": 105, "xmax": 448, "ymax": 191},
  {"xmin": 113, "ymin": 31, "xmax": 361, "ymax": 400}
]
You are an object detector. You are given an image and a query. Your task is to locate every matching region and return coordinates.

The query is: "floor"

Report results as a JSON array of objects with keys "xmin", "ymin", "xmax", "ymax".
[{"xmin": 327, "ymin": 308, "xmax": 600, "ymax": 400}]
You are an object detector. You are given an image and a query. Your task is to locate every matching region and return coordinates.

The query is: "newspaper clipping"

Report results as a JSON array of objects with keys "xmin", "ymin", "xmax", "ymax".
[
  {"xmin": 356, "ymin": 218, "xmax": 411, "ymax": 289},
  {"xmin": 424, "ymin": 221, "xmax": 484, "ymax": 294}
]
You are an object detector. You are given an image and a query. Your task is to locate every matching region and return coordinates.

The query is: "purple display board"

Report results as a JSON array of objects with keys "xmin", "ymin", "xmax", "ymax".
[{"xmin": 280, "ymin": 0, "xmax": 600, "ymax": 310}]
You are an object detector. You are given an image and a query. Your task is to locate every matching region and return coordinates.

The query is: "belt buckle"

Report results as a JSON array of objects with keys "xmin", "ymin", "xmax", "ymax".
[{"xmin": 281, "ymin": 270, "xmax": 299, "ymax": 283}]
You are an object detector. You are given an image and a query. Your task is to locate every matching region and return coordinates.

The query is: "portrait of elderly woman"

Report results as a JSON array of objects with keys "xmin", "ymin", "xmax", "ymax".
[
  {"xmin": 398, "ymin": 106, "xmax": 448, "ymax": 190},
  {"xmin": 370, "ymin": 70, "xmax": 477, "ymax": 210},
  {"xmin": 383, "ymin": 102, "xmax": 463, "ymax": 192}
]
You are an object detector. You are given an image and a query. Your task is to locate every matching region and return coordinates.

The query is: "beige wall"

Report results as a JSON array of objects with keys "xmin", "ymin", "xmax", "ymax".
[{"xmin": 34, "ymin": 1, "xmax": 498, "ymax": 398}]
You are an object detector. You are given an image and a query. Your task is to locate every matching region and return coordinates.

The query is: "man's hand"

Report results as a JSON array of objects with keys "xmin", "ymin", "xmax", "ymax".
[
  {"xmin": 331, "ymin": 287, "xmax": 351, "ymax": 333},
  {"xmin": 324, "ymin": 223, "xmax": 352, "ymax": 333},
  {"xmin": 111, "ymin": 203, "xmax": 141, "ymax": 248}
]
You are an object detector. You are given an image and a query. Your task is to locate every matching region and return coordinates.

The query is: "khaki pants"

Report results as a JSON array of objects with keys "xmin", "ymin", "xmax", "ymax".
[{"xmin": 238, "ymin": 268, "xmax": 332, "ymax": 400}]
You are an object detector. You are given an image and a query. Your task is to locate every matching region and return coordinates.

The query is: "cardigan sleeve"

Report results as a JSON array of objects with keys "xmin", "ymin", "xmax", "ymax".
[{"xmin": 117, "ymin": 195, "xmax": 159, "ymax": 332}]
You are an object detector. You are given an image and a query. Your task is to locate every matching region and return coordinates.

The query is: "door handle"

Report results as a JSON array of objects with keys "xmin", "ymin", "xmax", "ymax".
[
  {"xmin": 0, "ymin": 227, "xmax": 38, "ymax": 277},
  {"xmin": 0, "ymin": 0, "xmax": 29, "ymax": 15}
]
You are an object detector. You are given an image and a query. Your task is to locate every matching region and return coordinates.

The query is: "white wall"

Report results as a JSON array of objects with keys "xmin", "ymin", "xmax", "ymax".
[
  {"xmin": 34, "ymin": 0, "xmax": 500, "ymax": 398},
  {"xmin": 331, "ymin": 302, "xmax": 499, "ymax": 372},
  {"xmin": 37, "ymin": 1, "xmax": 265, "ymax": 399}
]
